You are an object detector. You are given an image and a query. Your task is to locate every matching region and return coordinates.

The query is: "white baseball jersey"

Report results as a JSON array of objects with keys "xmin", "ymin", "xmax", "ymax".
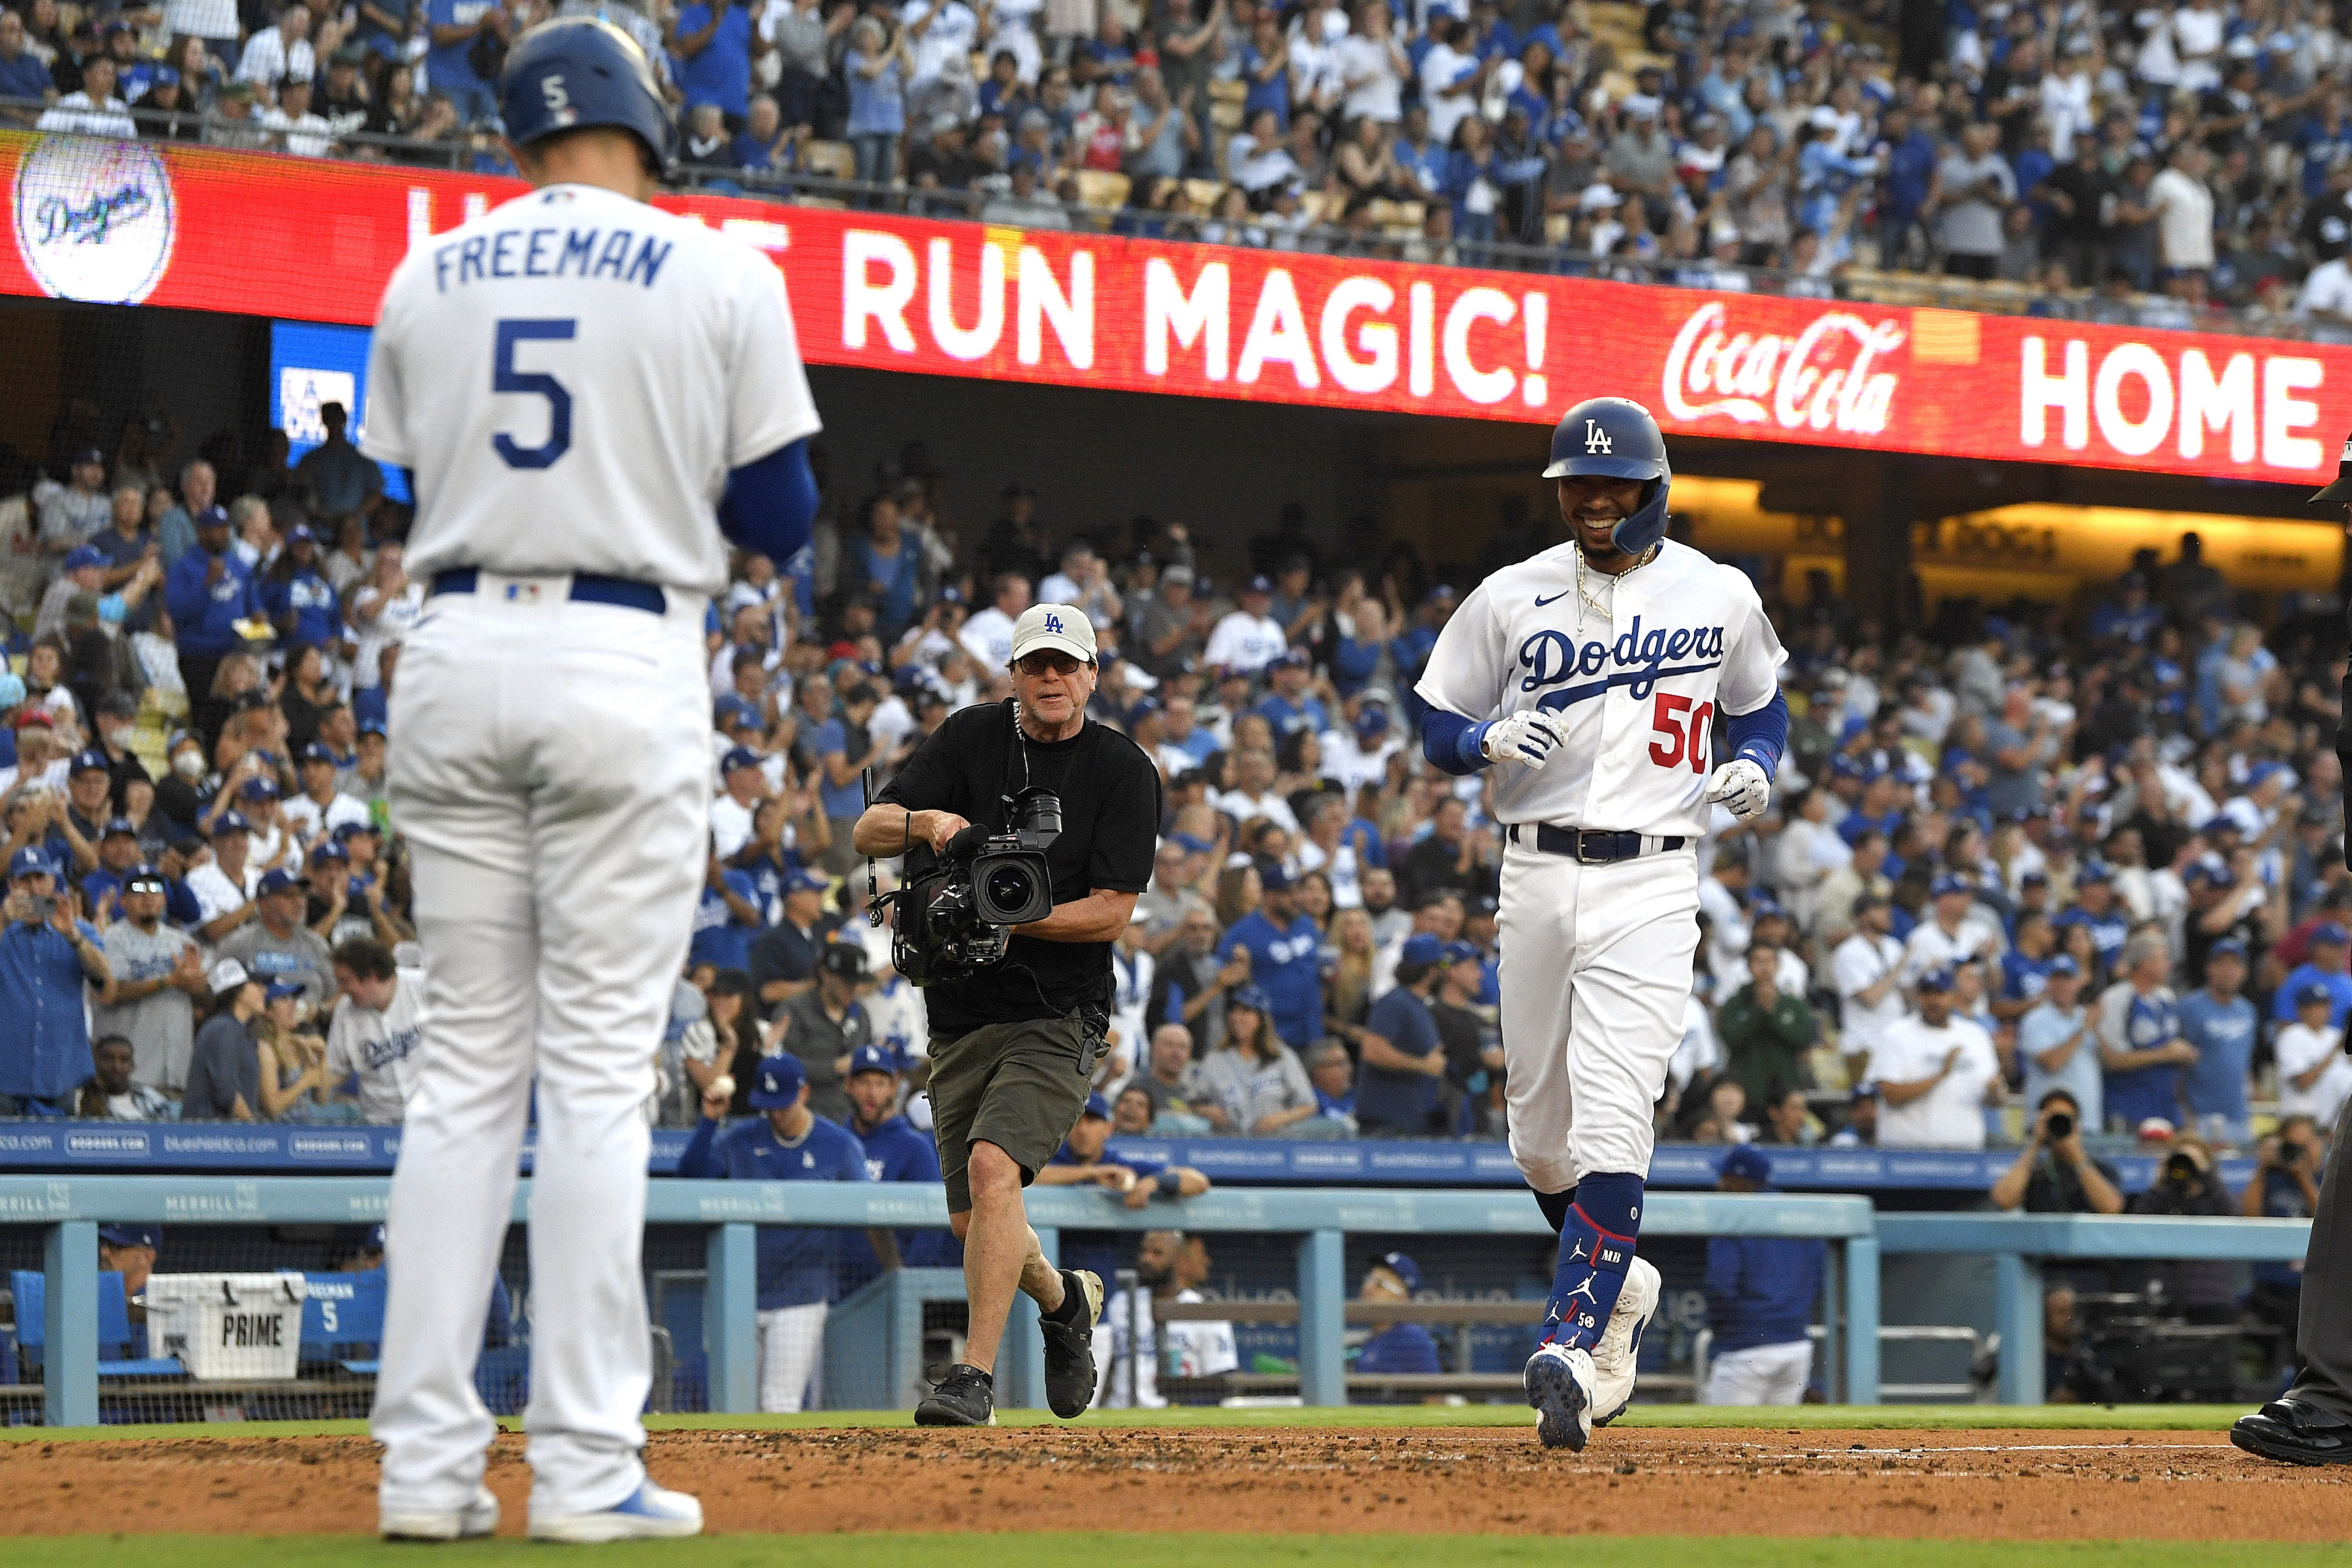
[
  {"xmin": 1416, "ymin": 538, "xmax": 1785, "ymax": 838},
  {"xmin": 1867, "ymin": 1015, "xmax": 1999, "ymax": 1149},
  {"xmin": 363, "ymin": 183, "xmax": 821, "ymax": 596},
  {"xmin": 325, "ymin": 967, "xmax": 426, "ymax": 1123},
  {"xmin": 1202, "ymin": 611, "xmax": 1288, "ymax": 673}
]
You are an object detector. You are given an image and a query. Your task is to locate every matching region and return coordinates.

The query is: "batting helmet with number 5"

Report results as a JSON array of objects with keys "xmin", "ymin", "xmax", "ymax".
[
  {"xmin": 1543, "ymin": 396, "xmax": 1673, "ymax": 558},
  {"xmin": 499, "ymin": 17, "xmax": 678, "ymax": 176}
]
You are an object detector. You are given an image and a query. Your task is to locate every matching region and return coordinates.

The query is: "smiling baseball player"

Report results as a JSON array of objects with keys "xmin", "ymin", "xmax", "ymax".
[
  {"xmin": 1416, "ymin": 396, "xmax": 1788, "ymax": 1451},
  {"xmin": 361, "ymin": 17, "xmax": 820, "ymax": 1544}
]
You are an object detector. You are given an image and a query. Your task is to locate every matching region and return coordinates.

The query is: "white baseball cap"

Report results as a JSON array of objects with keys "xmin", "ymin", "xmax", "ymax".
[
  {"xmin": 1009, "ymin": 604, "xmax": 1097, "ymax": 665},
  {"xmin": 208, "ymin": 958, "xmax": 252, "ymax": 997}
]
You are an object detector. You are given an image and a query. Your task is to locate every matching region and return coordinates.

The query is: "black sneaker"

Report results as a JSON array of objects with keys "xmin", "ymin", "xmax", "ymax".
[
  {"xmin": 915, "ymin": 1364, "xmax": 996, "ymax": 1427},
  {"xmin": 1039, "ymin": 1267, "xmax": 1103, "ymax": 1418}
]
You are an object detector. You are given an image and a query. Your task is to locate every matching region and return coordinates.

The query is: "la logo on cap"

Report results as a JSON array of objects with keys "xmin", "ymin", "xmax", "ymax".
[{"xmin": 1045, "ymin": 611, "xmax": 1064, "ymax": 634}]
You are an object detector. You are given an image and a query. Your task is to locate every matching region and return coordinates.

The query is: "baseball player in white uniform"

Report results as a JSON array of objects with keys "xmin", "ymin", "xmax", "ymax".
[
  {"xmin": 1415, "ymin": 397, "xmax": 1788, "ymax": 1450},
  {"xmin": 361, "ymin": 18, "xmax": 821, "ymax": 1544}
]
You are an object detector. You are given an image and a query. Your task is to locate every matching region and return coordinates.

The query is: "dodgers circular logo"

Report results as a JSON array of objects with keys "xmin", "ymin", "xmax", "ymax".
[{"xmin": 12, "ymin": 135, "xmax": 177, "ymax": 305}]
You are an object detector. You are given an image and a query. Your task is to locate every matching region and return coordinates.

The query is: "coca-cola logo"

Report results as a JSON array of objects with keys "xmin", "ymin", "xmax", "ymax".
[{"xmin": 1660, "ymin": 300, "xmax": 1906, "ymax": 436}]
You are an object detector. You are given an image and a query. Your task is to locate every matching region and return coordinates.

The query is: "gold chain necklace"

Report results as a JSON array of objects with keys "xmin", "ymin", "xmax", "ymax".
[{"xmin": 1574, "ymin": 542, "xmax": 1658, "ymax": 629}]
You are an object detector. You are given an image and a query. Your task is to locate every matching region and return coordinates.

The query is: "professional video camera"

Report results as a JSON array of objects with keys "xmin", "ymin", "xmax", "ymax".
[{"xmin": 877, "ymin": 786, "xmax": 1062, "ymax": 985}]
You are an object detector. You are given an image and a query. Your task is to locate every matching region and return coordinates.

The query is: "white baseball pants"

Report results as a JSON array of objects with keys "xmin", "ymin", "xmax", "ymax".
[
  {"xmin": 374, "ymin": 581, "xmax": 710, "ymax": 1521},
  {"xmin": 757, "ymin": 1301, "xmax": 828, "ymax": 1413},
  {"xmin": 1497, "ymin": 840, "xmax": 1700, "ymax": 1192},
  {"xmin": 1705, "ymin": 1339, "xmax": 1815, "ymax": 1405}
]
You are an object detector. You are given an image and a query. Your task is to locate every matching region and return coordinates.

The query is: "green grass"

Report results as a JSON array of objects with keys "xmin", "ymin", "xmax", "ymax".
[
  {"xmin": 0, "ymin": 1404, "xmax": 2251, "ymax": 1443},
  {"xmin": 5, "ymin": 1539, "xmax": 2346, "ymax": 1568}
]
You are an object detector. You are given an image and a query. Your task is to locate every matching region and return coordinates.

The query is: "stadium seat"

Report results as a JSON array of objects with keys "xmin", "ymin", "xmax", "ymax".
[
  {"xmin": 1073, "ymin": 169, "xmax": 1132, "ymax": 213},
  {"xmin": 10, "ymin": 1270, "xmax": 185, "ymax": 1377},
  {"xmin": 798, "ymin": 140, "xmax": 855, "ymax": 182},
  {"xmin": 1184, "ymin": 178, "xmax": 1228, "ymax": 213}
]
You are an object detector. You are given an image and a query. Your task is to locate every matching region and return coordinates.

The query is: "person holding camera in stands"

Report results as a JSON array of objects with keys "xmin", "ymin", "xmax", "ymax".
[
  {"xmin": 2241, "ymin": 1113, "xmax": 2326, "ymax": 1379},
  {"xmin": 2125, "ymin": 1134, "xmax": 2239, "ymax": 1324},
  {"xmin": 1989, "ymin": 1088, "xmax": 2125, "ymax": 1215},
  {"xmin": 853, "ymin": 602, "xmax": 1161, "ymax": 1430},
  {"xmin": 0, "ymin": 845, "xmax": 111, "ymax": 1115}
]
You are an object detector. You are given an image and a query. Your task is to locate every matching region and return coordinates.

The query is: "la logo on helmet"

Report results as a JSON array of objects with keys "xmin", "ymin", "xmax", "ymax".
[{"xmin": 1584, "ymin": 421, "xmax": 1612, "ymax": 453}]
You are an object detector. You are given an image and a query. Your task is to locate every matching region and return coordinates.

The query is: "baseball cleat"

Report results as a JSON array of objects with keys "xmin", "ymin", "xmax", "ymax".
[
  {"xmin": 1039, "ymin": 1267, "xmax": 1105, "ymax": 1418},
  {"xmin": 1525, "ymin": 1341, "xmax": 1595, "ymax": 1452},
  {"xmin": 1590, "ymin": 1256, "xmax": 1662, "ymax": 1427},
  {"xmin": 380, "ymin": 1485, "xmax": 500, "ymax": 1541},
  {"xmin": 528, "ymin": 1480, "xmax": 702, "ymax": 1543},
  {"xmin": 915, "ymin": 1362, "xmax": 998, "ymax": 1426}
]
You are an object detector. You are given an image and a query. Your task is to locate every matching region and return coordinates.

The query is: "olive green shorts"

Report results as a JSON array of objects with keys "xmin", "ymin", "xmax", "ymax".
[{"xmin": 928, "ymin": 1013, "xmax": 1094, "ymax": 1213}]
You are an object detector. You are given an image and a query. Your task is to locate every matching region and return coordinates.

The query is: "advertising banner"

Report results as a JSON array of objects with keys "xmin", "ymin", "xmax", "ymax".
[{"xmin": 5, "ymin": 130, "xmax": 2348, "ymax": 486}]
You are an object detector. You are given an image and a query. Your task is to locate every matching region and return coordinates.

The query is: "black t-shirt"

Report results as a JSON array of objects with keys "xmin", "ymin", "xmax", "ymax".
[
  {"xmin": 877, "ymin": 700, "xmax": 1161, "ymax": 1035},
  {"xmin": 2021, "ymin": 1152, "xmax": 2123, "ymax": 1213},
  {"xmin": 1429, "ymin": 997, "xmax": 1487, "ymax": 1088}
]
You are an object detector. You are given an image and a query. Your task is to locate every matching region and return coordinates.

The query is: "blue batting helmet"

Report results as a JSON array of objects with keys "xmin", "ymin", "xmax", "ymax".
[
  {"xmin": 499, "ymin": 17, "xmax": 677, "ymax": 174},
  {"xmin": 1543, "ymin": 395, "xmax": 1673, "ymax": 557}
]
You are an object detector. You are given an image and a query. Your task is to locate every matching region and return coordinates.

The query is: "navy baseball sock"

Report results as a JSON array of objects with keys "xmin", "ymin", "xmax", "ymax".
[
  {"xmin": 1541, "ymin": 1171, "xmax": 1643, "ymax": 1353},
  {"xmin": 1533, "ymin": 1185, "xmax": 1576, "ymax": 1235}
]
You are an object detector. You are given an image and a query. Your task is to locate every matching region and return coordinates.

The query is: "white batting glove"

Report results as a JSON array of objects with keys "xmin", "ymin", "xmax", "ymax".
[
  {"xmin": 1480, "ymin": 710, "xmax": 1564, "ymax": 769},
  {"xmin": 1705, "ymin": 758, "xmax": 1772, "ymax": 821}
]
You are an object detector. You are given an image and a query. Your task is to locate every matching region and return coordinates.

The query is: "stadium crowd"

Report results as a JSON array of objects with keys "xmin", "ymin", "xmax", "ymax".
[
  {"xmin": 25, "ymin": 0, "xmax": 2352, "ymax": 328},
  {"xmin": 0, "ymin": 399, "xmax": 2343, "ymax": 1193}
]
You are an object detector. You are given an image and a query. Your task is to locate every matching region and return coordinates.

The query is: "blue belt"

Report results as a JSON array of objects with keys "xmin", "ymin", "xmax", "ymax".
[
  {"xmin": 429, "ymin": 568, "xmax": 666, "ymax": 615},
  {"xmin": 1507, "ymin": 824, "xmax": 1685, "ymax": 863}
]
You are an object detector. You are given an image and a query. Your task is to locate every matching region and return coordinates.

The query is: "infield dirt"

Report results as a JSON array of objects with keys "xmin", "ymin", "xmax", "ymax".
[{"xmin": 2, "ymin": 1425, "xmax": 2344, "ymax": 1539}]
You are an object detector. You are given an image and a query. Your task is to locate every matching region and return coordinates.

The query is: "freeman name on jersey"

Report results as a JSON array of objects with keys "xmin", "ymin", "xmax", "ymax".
[{"xmin": 430, "ymin": 226, "xmax": 674, "ymax": 293}]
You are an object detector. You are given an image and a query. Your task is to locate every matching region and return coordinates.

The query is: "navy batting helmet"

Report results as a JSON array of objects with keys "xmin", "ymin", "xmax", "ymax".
[
  {"xmin": 499, "ymin": 17, "xmax": 677, "ymax": 174},
  {"xmin": 1543, "ymin": 396, "xmax": 1672, "ymax": 558}
]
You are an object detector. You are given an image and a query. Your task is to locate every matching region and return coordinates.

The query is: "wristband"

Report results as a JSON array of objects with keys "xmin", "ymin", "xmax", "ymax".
[{"xmin": 1456, "ymin": 720, "xmax": 1492, "ymax": 770}]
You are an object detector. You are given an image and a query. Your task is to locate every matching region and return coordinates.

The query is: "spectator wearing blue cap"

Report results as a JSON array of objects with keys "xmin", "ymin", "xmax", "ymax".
[
  {"xmin": 691, "ymin": 835, "xmax": 765, "ymax": 977},
  {"xmin": 163, "ymin": 504, "xmax": 263, "ymax": 737},
  {"xmin": 2060, "ymin": 862, "xmax": 2131, "ymax": 973},
  {"xmin": 2278, "ymin": 982, "xmax": 2352, "ymax": 1129},
  {"xmin": 1194, "ymin": 983, "xmax": 1320, "ymax": 1136},
  {"xmin": 710, "ymin": 747, "xmax": 773, "ymax": 863},
  {"xmin": 0, "ymin": 844, "xmax": 110, "ymax": 1114},
  {"xmin": 749, "ymin": 867, "xmax": 839, "ymax": 1007},
  {"xmin": 1899, "ymin": 870, "xmax": 2002, "ymax": 989},
  {"xmin": 1703, "ymin": 1146, "xmax": 1826, "ymax": 1405},
  {"xmin": 35, "ymin": 543, "xmax": 108, "ymax": 644},
  {"xmin": 259, "ymin": 526, "xmax": 344, "ymax": 657},
  {"xmin": 218, "ymin": 866, "xmax": 337, "ymax": 1011},
  {"xmin": 97, "ymin": 1221, "xmax": 163, "ymax": 1311},
  {"xmin": 2178, "ymin": 939, "xmax": 2259, "ymax": 1144},
  {"xmin": 92, "ymin": 862, "xmax": 205, "ymax": 1095},
  {"xmin": 80, "ymin": 816, "xmax": 144, "ymax": 922},
  {"xmin": 1038, "ymin": 1091, "xmax": 1212, "ymax": 1283},
  {"xmin": 1251, "ymin": 649, "xmax": 1327, "ymax": 740},
  {"xmin": 1428, "ymin": 938, "xmax": 1503, "ymax": 1135},
  {"xmin": 2016, "ymin": 953, "xmax": 2102, "ymax": 1137},
  {"xmin": 283, "ymin": 741, "xmax": 370, "ymax": 847},
  {"xmin": 1294, "ymin": 793, "xmax": 1385, "ymax": 913},
  {"xmin": 1354, "ymin": 1251, "xmax": 1440, "ymax": 1377},
  {"xmin": 1716, "ymin": 939, "xmax": 1818, "ymax": 1113},
  {"xmin": 1201, "ymin": 575, "xmax": 1287, "ymax": 676},
  {"xmin": 2095, "ymin": 932, "xmax": 2196, "ymax": 1134},
  {"xmin": 1355, "ymin": 931, "xmax": 1450, "ymax": 1135},
  {"xmin": 2275, "ymin": 923, "xmax": 2352, "ymax": 1031},
  {"xmin": 1320, "ymin": 699, "xmax": 1403, "ymax": 797},
  {"xmin": 37, "ymin": 448, "xmax": 110, "ymax": 555},
  {"xmin": 779, "ymin": 941, "xmax": 877, "ymax": 1124},
  {"xmin": 679, "ymin": 1052, "xmax": 889, "ymax": 1414},
  {"xmin": 1218, "ymin": 862, "xmax": 1322, "ymax": 1050},
  {"xmin": 1865, "ymin": 965, "xmax": 2002, "ymax": 1149},
  {"xmin": 254, "ymin": 978, "xmax": 335, "ymax": 1120},
  {"xmin": 839, "ymin": 1043, "xmax": 958, "ymax": 1284},
  {"xmin": 54, "ymin": 745, "xmax": 120, "ymax": 877}
]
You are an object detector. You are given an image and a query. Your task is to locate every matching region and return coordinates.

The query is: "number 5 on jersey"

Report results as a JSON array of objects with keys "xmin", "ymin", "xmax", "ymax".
[
  {"xmin": 1648, "ymin": 693, "xmax": 1712, "ymax": 773},
  {"xmin": 493, "ymin": 318, "xmax": 575, "ymax": 469}
]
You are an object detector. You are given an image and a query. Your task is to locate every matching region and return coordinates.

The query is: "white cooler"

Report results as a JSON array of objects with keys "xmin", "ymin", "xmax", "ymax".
[{"xmin": 144, "ymin": 1273, "xmax": 309, "ymax": 1381}]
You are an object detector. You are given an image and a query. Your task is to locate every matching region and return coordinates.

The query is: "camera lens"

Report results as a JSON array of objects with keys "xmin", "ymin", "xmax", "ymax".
[
  {"xmin": 2046, "ymin": 1111, "xmax": 2073, "ymax": 1139},
  {"xmin": 986, "ymin": 866, "xmax": 1035, "ymax": 909}
]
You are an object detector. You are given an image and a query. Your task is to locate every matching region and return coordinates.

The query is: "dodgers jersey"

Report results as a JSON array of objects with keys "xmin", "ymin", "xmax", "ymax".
[
  {"xmin": 361, "ymin": 182, "xmax": 821, "ymax": 597},
  {"xmin": 1415, "ymin": 538, "xmax": 1785, "ymax": 838}
]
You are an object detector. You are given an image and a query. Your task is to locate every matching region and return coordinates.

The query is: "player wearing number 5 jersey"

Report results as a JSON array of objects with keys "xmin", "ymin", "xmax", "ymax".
[
  {"xmin": 1415, "ymin": 397, "xmax": 1788, "ymax": 1452},
  {"xmin": 362, "ymin": 18, "xmax": 821, "ymax": 1546}
]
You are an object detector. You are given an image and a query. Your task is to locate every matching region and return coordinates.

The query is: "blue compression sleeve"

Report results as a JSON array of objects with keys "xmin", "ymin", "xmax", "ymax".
[
  {"xmin": 1725, "ymin": 689, "xmax": 1789, "ymax": 775},
  {"xmin": 717, "ymin": 436, "xmax": 818, "ymax": 563},
  {"xmin": 1421, "ymin": 709, "xmax": 1491, "ymax": 776}
]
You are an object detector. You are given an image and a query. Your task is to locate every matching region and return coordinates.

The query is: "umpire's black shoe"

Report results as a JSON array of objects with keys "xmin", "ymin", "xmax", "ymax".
[
  {"xmin": 1039, "ymin": 1267, "xmax": 1104, "ymax": 1418},
  {"xmin": 2231, "ymin": 1398, "xmax": 2352, "ymax": 1465},
  {"xmin": 915, "ymin": 1364, "xmax": 996, "ymax": 1427}
]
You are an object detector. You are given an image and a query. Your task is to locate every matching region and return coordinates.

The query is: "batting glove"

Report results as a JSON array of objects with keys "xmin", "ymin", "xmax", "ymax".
[
  {"xmin": 1705, "ymin": 758, "xmax": 1772, "ymax": 821},
  {"xmin": 1479, "ymin": 710, "xmax": 1565, "ymax": 768}
]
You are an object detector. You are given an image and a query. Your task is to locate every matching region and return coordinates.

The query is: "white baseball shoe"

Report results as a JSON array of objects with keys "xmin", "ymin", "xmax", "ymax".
[
  {"xmin": 1524, "ymin": 1341, "xmax": 1595, "ymax": 1452},
  {"xmin": 529, "ymin": 1481, "xmax": 704, "ymax": 1543},
  {"xmin": 1590, "ymin": 1256, "xmax": 1663, "ymax": 1428},
  {"xmin": 380, "ymin": 1485, "xmax": 499, "ymax": 1541}
]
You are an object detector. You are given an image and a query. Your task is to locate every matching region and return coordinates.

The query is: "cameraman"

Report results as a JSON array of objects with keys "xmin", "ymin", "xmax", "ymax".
[
  {"xmin": 2125, "ymin": 1135, "xmax": 2238, "ymax": 1324},
  {"xmin": 2242, "ymin": 1113, "xmax": 2325, "ymax": 1375},
  {"xmin": 853, "ymin": 604, "xmax": 1161, "ymax": 1430},
  {"xmin": 1989, "ymin": 1088, "xmax": 2125, "ymax": 1215}
]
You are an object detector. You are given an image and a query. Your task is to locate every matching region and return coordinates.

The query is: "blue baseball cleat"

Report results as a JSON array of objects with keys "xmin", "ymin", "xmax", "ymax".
[
  {"xmin": 1524, "ymin": 1341, "xmax": 1595, "ymax": 1452},
  {"xmin": 529, "ymin": 1480, "xmax": 704, "ymax": 1543}
]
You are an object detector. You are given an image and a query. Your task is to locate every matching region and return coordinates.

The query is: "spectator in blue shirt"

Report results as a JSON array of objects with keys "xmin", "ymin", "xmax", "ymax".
[
  {"xmin": 813, "ymin": 681, "xmax": 877, "ymax": 873},
  {"xmin": 162, "ymin": 506, "xmax": 262, "ymax": 734},
  {"xmin": 0, "ymin": 10, "xmax": 53, "ymax": 109},
  {"xmin": 839, "ymin": 1043, "xmax": 958, "ymax": 1284},
  {"xmin": 1217, "ymin": 864, "xmax": 1322, "ymax": 1049},
  {"xmin": 691, "ymin": 835, "xmax": 764, "ymax": 973},
  {"xmin": 678, "ymin": 1052, "xmax": 887, "ymax": 1413},
  {"xmin": 2274, "ymin": 922, "xmax": 2352, "ymax": 1028},
  {"xmin": 0, "ymin": 847, "xmax": 110, "ymax": 1113},
  {"xmin": 1703, "ymin": 1146, "xmax": 1825, "ymax": 1405},
  {"xmin": 1354, "ymin": 932, "xmax": 1448, "ymax": 1134},
  {"xmin": 671, "ymin": 0, "xmax": 759, "ymax": 125},
  {"xmin": 1037, "ymin": 1092, "xmax": 1211, "ymax": 1282},
  {"xmin": 259, "ymin": 526, "xmax": 342, "ymax": 652},
  {"xmin": 2097, "ymin": 933, "xmax": 2194, "ymax": 1134},
  {"xmin": 1354, "ymin": 1250, "xmax": 1440, "ymax": 1375},
  {"xmin": 1251, "ymin": 649, "xmax": 1327, "ymax": 740},
  {"xmin": 1874, "ymin": 106, "xmax": 1939, "ymax": 261},
  {"xmin": 423, "ymin": 0, "xmax": 506, "ymax": 127},
  {"xmin": 845, "ymin": 14, "xmax": 911, "ymax": 189},
  {"xmin": 2178, "ymin": 939, "xmax": 2259, "ymax": 1144}
]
